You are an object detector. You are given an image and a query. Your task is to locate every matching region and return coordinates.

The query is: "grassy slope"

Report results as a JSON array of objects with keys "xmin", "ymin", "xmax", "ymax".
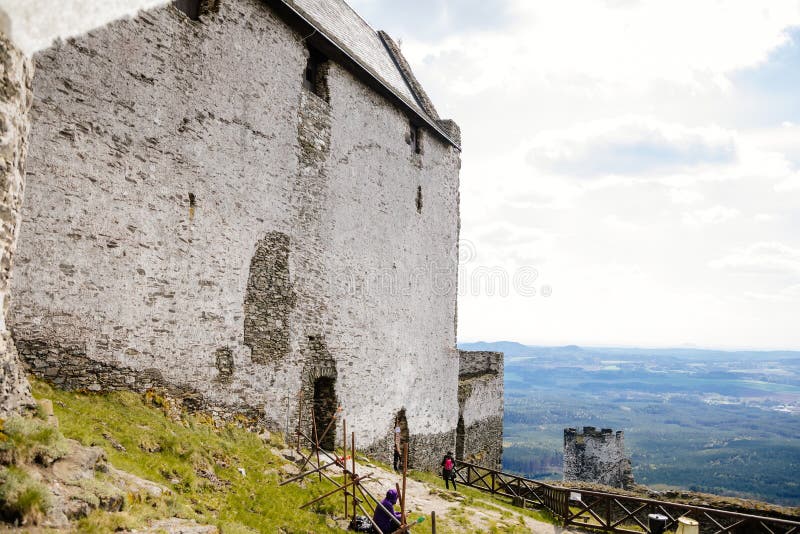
[
  {"xmin": 32, "ymin": 380, "xmax": 344, "ymax": 533},
  {"xmin": 31, "ymin": 380, "xmax": 558, "ymax": 533}
]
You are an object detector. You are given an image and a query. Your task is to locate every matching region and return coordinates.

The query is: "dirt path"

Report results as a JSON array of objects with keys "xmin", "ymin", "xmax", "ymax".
[{"xmin": 356, "ymin": 460, "xmax": 586, "ymax": 534}]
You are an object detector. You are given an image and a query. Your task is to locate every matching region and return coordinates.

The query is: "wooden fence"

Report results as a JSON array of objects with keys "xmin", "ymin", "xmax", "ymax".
[{"xmin": 454, "ymin": 460, "xmax": 800, "ymax": 534}]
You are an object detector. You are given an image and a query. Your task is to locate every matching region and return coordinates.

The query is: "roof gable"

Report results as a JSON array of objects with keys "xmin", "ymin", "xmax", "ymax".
[{"xmin": 275, "ymin": 0, "xmax": 459, "ymax": 149}]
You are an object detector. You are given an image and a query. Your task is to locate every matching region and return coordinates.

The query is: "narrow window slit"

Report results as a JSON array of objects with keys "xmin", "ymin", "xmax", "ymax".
[
  {"xmin": 409, "ymin": 121, "xmax": 422, "ymax": 154},
  {"xmin": 304, "ymin": 48, "xmax": 330, "ymax": 101}
]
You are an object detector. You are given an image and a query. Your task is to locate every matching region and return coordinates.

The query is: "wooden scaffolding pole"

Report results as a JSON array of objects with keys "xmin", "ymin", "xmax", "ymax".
[
  {"xmin": 295, "ymin": 391, "xmax": 303, "ymax": 452},
  {"xmin": 351, "ymin": 431, "xmax": 357, "ymax": 520},
  {"xmin": 342, "ymin": 419, "xmax": 348, "ymax": 519}
]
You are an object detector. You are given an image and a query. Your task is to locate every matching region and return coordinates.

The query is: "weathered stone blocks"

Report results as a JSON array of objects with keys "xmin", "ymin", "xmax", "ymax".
[
  {"xmin": 457, "ymin": 350, "xmax": 504, "ymax": 470},
  {"xmin": 244, "ymin": 232, "xmax": 294, "ymax": 364},
  {"xmin": 563, "ymin": 426, "xmax": 635, "ymax": 489},
  {"xmin": 0, "ymin": 33, "xmax": 33, "ymax": 416}
]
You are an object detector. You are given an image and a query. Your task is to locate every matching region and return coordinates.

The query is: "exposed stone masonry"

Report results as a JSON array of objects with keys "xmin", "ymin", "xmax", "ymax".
[
  {"xmin": 243, "ymin": 232, "xmax": 294, "ymax": 364},
  {"xmin": 214, "ymin": 347, "xmax": 234, "ymax": 384},
  {"xmin": 18, "ymin": 337, "xmax": 266, "ymax": 423},
  {"xmin": 564, "ymin": 426, "xmax": 635, "ymax": 490},
  {"xmin": 457, "ymin": 350, "xmax": 504, "ymax": 470},
  {"xmin": 0, "ymin": 33, "xmax": 34, "ymax": 416}
]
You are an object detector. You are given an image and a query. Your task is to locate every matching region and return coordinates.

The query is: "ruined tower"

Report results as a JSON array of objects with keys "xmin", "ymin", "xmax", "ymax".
[
  {"xmin": 457, "ymin": 350, "xmax": 504, "ymax": 470},
  {"xmin": 564, "ymin": 427, "xmax": 635, "ymax": 489}
]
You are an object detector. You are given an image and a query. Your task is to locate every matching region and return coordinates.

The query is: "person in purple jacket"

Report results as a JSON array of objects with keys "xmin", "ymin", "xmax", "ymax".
[{"xmin": 372, "ymin": 488, "xmax": 402, "ymax": 533}]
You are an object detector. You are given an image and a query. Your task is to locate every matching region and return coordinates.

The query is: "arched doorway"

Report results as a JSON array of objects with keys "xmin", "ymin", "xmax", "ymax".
[{"xmin": 313, "ymin": 376, "xmax": 337, "ymax": 451}]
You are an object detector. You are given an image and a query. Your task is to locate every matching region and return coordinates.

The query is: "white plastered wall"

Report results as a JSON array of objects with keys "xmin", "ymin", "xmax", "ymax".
[{"xmin": 0, "ymin": 0, "xmax": 169, "ymax": 55}]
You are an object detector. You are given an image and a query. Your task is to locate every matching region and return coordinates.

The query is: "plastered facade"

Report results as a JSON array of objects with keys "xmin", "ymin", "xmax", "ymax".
[
  {"xmin": 563, "ymin": 426, "xmax": 635, "ymax": 489},
  {"xmin": 9, "ymin": 0, "xmax": 463, "ymax": 467}
]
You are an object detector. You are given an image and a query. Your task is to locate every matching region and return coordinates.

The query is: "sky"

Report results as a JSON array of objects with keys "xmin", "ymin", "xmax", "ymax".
[{"xmin": 349, "ymin": 0, "xmax": 800, "ymax": 350}]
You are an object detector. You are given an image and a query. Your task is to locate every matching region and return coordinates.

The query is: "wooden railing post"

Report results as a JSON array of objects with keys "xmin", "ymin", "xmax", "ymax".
[{"xmin": 452, "ymin": 460, "xmax": 800, "ymax": 534}]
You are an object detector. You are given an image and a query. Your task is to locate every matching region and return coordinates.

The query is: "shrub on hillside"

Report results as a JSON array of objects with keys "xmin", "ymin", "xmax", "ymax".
[
  {"xmin": 0, "ymin": 415, "xmax": 69, "ymax": 466},
  {"xmin": 0, "ymin": 466, "xmax": 52, "ymax": 525}
]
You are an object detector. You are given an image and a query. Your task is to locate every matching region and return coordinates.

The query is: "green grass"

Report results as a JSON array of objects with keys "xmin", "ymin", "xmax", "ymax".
[
  {"xmin": 0, "ymin": 413, "xmax": 70, "ymax": 465},
  {"xmin": 24, "ymin": 379, "xmax": 562, "ymax": 532},
  {"xmin": 31, "ymin": 380, "xmax": 346, "ymax": 533},
  {"xmin": 0, "ymin": 465, "xmax": 52, "ymax": 524},
  {"xmin": 405, "ymin": 469, "xmax": 559, "ymax": 533}
]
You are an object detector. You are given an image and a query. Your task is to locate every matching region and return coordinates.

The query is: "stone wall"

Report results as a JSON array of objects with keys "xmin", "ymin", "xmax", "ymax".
[
  {"xmin": 0, "ymin": 33, "xmax": 34, "ymax": 417},
  {"xmin": 9, "ymin": 0, "xmax": 461, "ymax": 467},
  {"xmin": 563, "ymin": 426, "xmax": 635, "ymax": 489},
  {"xmin": 456, "ymin": 350, "xmax": 504, "ymax": 470}
]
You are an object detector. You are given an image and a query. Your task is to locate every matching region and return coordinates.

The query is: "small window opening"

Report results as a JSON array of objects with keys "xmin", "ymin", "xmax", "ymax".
[
  {"xmin": 174, "ymin": 0, "xmax": 201, "ymax": 20},
  {"xmin": 408, "ymin": 122, "xmax": 422, "ymax": 154},
  {"xmin": 304, "ymin": 48, "xmax": 329, "ymax": 101},
  {"xmin": 415, "ymin": 186, "xmax": 423, "ymax": 214},
  {"xmin": 188, "ymin": 192, "xmax": 197, "ymax": 220},
  {"xmin": 173, "ymin": 0, "xmax": 218, "ymax": 20}
]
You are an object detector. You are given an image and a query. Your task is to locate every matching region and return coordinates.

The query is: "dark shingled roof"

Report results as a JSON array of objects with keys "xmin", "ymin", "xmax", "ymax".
[{"xmin": 275, "ymin": 0, "xmax": 459, "ymax": 149}]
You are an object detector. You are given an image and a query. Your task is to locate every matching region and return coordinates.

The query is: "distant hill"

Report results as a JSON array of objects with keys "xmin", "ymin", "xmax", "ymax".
[
  {"xmin": 458, "ymin": 341, "xmax": 800, "ymax": 362},
  {"xmin": 462, "ymin": 340, "xmax": 800, "ymax": 505}
]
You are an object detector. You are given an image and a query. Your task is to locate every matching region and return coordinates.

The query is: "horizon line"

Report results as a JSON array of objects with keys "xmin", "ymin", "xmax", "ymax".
[{"xmin": 456, "ymin": 339, "xmax": 800, "ymax": 353}]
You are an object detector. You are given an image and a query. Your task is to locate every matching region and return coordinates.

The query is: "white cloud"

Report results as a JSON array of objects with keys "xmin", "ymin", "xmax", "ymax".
[
  {"xmin": 710, "ymin": 242, "xmax": 800, "ymax": 275},
  {"xmin": 525, "ymin": 117, "xmax": 737, "ymax": 178},
  {"xmin": 744, "ymin": 284, "xmax": 800, "ymax": 302},
  {"xmin": 774, "ymin": 172, "xmax": 800, "ymax": 191},
  {"xmin": 669, "ymin": 188, "xmax": 705, "ymax": 205},
  {"xmin": 357, "ymin": 0, "xmax": 800, "ymax": 348},
  {"xmin": 603, "ymin": 214, "xmax": 641, "ymax": 232},
  {"xmin": 682, "ymin": 206, "xmax": 740, "ymax": 226},
  {"xmin": 397, "ymin": 0, "xmax": 800, "ymax": 95}
]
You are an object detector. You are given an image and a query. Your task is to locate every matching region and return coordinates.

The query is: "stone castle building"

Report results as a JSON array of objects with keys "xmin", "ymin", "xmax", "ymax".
[
  {"xmin": 564, "ymin": 427, "xmax": 635, "ymax": 489},
  {"xmin": 0, "ymin": 0, "xmax": 503, "ymax": 469}
]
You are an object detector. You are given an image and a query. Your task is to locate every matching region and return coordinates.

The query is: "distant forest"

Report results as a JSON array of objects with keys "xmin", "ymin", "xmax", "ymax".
[{"xmin": 460, "ymin": 341, "xmax": 800, "ymax": 505}]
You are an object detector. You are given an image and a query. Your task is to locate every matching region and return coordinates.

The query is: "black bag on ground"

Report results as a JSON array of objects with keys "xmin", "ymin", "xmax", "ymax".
[{"xmin": 349, "ymin": 515, "xmax": 374, "ymax": 532}]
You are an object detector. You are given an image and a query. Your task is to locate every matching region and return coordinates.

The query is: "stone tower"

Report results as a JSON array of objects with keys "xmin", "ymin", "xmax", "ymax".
[{"xmin": 563, "ymin": 426, "xmax": 635, "ymax": 489}]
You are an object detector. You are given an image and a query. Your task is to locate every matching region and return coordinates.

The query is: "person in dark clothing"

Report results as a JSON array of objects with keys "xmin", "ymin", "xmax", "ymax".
[
  {"xmin": 373, "ymin": 488, "xmax": 402, "ymax": 534},
  {"xmin": 441, "ymin": 451, "xmax": 457, "ymax": 490},
  {"xmin": 393, "ymin": 443, "xmax": 401, "ymax": 471},
  {"xmin": 393, "ymin": 423, "xmax": 402, "ymax": 471}
]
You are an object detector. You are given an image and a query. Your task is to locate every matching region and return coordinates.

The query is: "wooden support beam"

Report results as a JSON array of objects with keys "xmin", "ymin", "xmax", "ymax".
[
  {"xmin": 279, "ymin": 458, "xmax": 338, "ymax": 486},
  {"xmin": 343, "ymin": 419, "xmax": 348, "ymax": 520},
  {"xmin": 299, "ymin": 473, "xmax": 372, "ymax": 510}
]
